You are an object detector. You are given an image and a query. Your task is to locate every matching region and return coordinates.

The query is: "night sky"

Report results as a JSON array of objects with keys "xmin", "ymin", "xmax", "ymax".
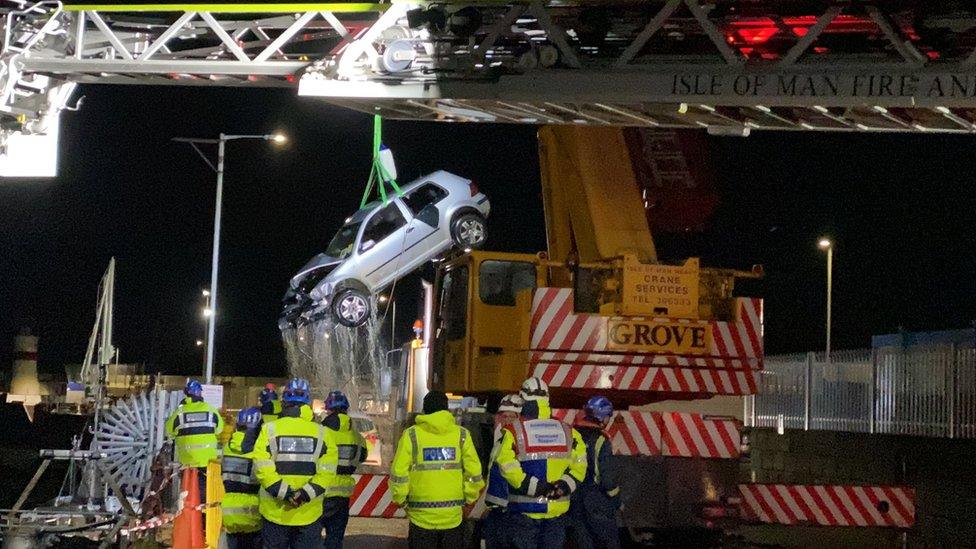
[{"xmin": 1, "ymin": 85, "xmax": 974, "ymax": 378}]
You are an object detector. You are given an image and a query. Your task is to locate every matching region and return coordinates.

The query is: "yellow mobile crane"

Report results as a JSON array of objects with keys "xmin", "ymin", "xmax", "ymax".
[
  {"xmin": 432, "ymin": 125, "xmax": 762, "ymax": 406},
  {"xmin": 427, "ymin": 125, "xmax": 764, "ymax": 533}
]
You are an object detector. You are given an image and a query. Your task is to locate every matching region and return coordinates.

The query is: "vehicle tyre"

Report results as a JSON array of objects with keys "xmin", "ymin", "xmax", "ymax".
[
  {"xmin": 451, "ymin": 213, "xmax": 487, "ymax": 249},
  {"xmin": 332, "ymin": 288, "xmax": 370, "ymax": 327}
]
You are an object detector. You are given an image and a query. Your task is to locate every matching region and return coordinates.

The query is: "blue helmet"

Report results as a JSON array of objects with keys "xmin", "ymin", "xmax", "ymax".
[
  {"xmin": 324, "ymin": 390, "xmax": 350, "ymax": 412},
  {"xmin": 185, "ymin": 379, "xmax": 203, "ymax": 398},
  {"xmin": 259, "ymin": 385, "xmax": 278, "ymax": 405},
  {"xmin": 283, "ymin": 378, "xmax": 311, "ymax": 404},
  {"xmin": 237, "ymin": 407, "xmax": 262, "ymax": 429},
  {"xmin": 584, "ymin": 395, "xmax": 613, "ymax": 423}
]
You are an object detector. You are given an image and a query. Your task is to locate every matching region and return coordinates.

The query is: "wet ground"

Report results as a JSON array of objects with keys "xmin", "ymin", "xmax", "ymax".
[
  {"xmin": 337, "ymin": 520, "xmax": 903, "ymax": 549},
  {"xmin": 344, "ymin": 518, "xmax": 409, "ymax": 548}
]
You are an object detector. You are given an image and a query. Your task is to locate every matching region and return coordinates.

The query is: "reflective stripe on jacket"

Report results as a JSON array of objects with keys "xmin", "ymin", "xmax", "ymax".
[
  {"xmin": 389, "ymin": 410, "xmax": 485, "ymax": 530},
  {"xmin": 495, "ymin": 398, "xmax": 587, "ymax": 519},
  {"xmin": 252, "ymin": 405, "xmax": 338, "ymax": 526},
  {"xmin": 165, "ymin": 398, "xmax": 224, "ymax": 468},
  {"xmin": 323, "ymin": 413, "xmax": 367, "ymax": 498},
  {"xmin": 222, "ymin": 430, "xmax": 261, "ymax": 534}
]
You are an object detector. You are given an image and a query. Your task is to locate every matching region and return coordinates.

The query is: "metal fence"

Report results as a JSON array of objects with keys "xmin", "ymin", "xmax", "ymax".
[{"xmin": 747, "ymin": 344, "xmax": 976, "ymax": 439}]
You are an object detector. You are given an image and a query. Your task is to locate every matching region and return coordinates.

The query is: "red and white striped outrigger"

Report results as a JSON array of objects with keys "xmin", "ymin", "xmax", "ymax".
[
  {"xmin": 737, "ymin": 484, "xmax": 916, "ymax": 528},
  {"xmin": 552, "ymin": 409, "xmax": 741, "ymax": 459},
  {"xmin": 349, "ymin": 474, "xmax": 404, "ymax": 518}
]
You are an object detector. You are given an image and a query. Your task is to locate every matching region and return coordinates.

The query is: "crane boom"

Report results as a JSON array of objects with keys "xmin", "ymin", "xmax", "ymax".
[{"xmin": 539, "ymin": 125, "xmax": 656, "ymax": 267}]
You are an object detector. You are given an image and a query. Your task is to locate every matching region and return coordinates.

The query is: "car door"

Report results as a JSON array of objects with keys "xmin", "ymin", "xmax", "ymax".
[
  {"xmin": 355, "ymin": 201, "xmax": 412, "ymax": 290},
  {"xmin": 399, "ymin": 182, "xmax": 450, "ymax": 261}
]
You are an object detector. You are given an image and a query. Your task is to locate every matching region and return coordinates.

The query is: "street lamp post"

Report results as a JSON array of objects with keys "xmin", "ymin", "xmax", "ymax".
[
  {"xmin": 818, "ymin": 238, "xmax": 833, "ymax": 361},
  {"xmin": 200, "ymin": 289, "xmax": 211, "ymax": 370},
  {"xmin": 174, "ymin": 133, "xmax": 286, "ymax": 383}
]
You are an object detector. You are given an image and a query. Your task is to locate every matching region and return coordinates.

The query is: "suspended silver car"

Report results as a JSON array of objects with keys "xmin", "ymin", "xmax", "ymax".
[{"xmin": 282, "ymin": 170, "xmax": 490, "ymax": 328}]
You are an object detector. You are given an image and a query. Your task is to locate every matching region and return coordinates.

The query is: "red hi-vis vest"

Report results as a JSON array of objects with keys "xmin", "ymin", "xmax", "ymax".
[{"xmin": 505, "ymin": 419, "xmax": 573, "ymax": 514}]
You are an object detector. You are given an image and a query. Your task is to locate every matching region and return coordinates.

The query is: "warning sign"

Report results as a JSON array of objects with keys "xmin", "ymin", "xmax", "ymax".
[
  {"xmin": 620, "ymin": 257, "xmax": 700, "ymax": 319},
  {"xmin": 201, "ymin": 384, "xmax": 224, "ymax": 410}
]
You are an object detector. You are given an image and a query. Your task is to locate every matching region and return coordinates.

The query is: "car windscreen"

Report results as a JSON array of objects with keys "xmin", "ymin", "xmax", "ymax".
[{"xmin": 325, "ymin": 222, "xmax": 361, "ymax": 259}]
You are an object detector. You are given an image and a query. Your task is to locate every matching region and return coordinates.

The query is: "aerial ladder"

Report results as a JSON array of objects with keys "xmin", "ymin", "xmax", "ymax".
[{"xmin": 8, "ymin": 1, "xmax": 976, "ymax": 175}]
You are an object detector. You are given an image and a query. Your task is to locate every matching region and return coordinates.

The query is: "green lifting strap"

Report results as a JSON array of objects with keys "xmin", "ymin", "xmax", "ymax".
[{"xmin": 360, "ymin": 115, "xmax": 403, "ymax": 208}]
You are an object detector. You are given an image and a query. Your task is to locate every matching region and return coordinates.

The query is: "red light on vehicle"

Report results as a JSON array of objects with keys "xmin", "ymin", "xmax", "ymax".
[
  {"xmin": 469, "ymin": 180, "xmax": 479, "ymax": 196},
  {"xmin": 737, "ymin": 26, "xmax": 778, "ymax": 44}
]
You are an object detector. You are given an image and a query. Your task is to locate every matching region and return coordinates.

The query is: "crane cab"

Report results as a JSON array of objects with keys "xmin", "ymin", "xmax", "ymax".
[{"xmin": 431, "ymin": 250, "xmax": 545, "ymax": 397}]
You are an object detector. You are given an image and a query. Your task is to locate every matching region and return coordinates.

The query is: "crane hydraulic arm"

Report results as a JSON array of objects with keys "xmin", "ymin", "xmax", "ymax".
[{"xmin": 538, "ymin": 125, "xmax": 656, "ymax": 268}]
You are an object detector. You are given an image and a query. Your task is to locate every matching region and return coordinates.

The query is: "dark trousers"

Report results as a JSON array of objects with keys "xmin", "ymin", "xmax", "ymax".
[
  {"xmin": 407, "ymin": 522, "xmax": 464, "ymax": 549},
  {"xmin": 227, "ymin": 531, "xmax": 263, "ymax": 549},
  {"xmin": 568, "ymin": 489, "xmax": 620, "ymax": 549},
  {"xmin": 322, "ymin": 497, "xmax": 351, "ymax": 549},
  {"xmin": 507, "ymin": 513, "xmax": 567, "ymax": 549},
  {"xmin": 482, "ymin": 507, "xmax": 511, "ymax": 549},
  {"xmin": 262, "ymin": 519, "xmax": 322, "ymax": 549}
]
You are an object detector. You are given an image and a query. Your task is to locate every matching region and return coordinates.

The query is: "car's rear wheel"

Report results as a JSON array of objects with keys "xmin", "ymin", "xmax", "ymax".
[
  {"xmin": 451, "ymin": 213, "xmax": 487, "ymax": 249},
  {"xmin": 333, "ymin": 288, "xmax": 370, "ymax": 327}
]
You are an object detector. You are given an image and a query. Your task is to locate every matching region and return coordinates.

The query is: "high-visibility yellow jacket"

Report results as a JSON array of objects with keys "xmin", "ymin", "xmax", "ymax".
[
  {"xmin": 261, "ymin": 399, "xmax": 283, "ymax": 423},
  {"xmin": 389, "ymin": 410, "xmax": 484, "ymax": 530},
  {"xmin": 323, "ymin": 412, "xmax": 367, "ymax": 498},
  {"xmin": 165, "ymin": 397, "xmax": 224, "ymax": 468},
  {"xmin": 495, "ymin": 398, "xmax": 587, "ymax": 519},
  {"xmin": 252, "ymin": 405, "xmax": 338, "ymax": 526},
  {"xmin": 221, "ymin": 430, "xmax": 261, "ymax": 534}
]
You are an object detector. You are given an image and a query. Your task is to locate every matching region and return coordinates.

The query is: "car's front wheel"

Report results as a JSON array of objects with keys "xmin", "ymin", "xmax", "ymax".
[
  {"xmin": 451, "ymin": 213, "xmax": 487, "ymax": 249},
  {"xmin": 332, "ymin": 288, "xmax": 370, "ymax": 327}
]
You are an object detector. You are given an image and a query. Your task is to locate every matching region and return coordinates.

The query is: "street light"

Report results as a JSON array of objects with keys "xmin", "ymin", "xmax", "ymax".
[
  {"xmin": 174, "ymin": 132, "xmax": 287, "ymax": 383},
  {"xmin": 818, "ymin": 237, "xmax": 833, "ymax": 361}
]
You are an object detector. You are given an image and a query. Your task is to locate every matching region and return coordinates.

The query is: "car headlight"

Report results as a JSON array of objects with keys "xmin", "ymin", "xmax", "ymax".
[
  {"xmin": 309, "ymin": 281, "xmax": 335, "ymax": 302},
  {"xmin": 298, "ymin": 267, "xmax": 335, "ymax": 295}
]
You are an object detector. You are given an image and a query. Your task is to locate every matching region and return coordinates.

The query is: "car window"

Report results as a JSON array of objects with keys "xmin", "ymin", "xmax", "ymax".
[
  {"xmin": 402, "ymin": 183, "xmax": 448, "ymax": 215},
  {"xmin": 325, "ymin": 222, "xmax": 361, "ymax": 259},
  {"xmin": 359, "ymin": 203, "xmax": 406, "ymax": 253},
  {"xmin": 479, "ymin": 261, "xmax": 537, "ymax": 306}
]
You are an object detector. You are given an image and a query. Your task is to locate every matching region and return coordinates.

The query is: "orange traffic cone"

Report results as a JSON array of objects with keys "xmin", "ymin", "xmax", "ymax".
[{"xmin": 172, "ymin": 468, "xmax": 205, "ymax": 549}]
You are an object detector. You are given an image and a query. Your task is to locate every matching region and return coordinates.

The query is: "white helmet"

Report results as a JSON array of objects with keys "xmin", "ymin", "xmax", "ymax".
[
  {"xmin": 498, "ymin": 393, "xmax": 524, "ymax": 414},
  {"xmin": 520, "ymin": 377, "xmax": 549, "ymax": 401}
]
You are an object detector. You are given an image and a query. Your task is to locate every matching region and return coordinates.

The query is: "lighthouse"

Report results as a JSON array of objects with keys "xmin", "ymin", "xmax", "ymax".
[{"xmin": 9, "ymin": 327, "xmax": 44, "ymax": 405}]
